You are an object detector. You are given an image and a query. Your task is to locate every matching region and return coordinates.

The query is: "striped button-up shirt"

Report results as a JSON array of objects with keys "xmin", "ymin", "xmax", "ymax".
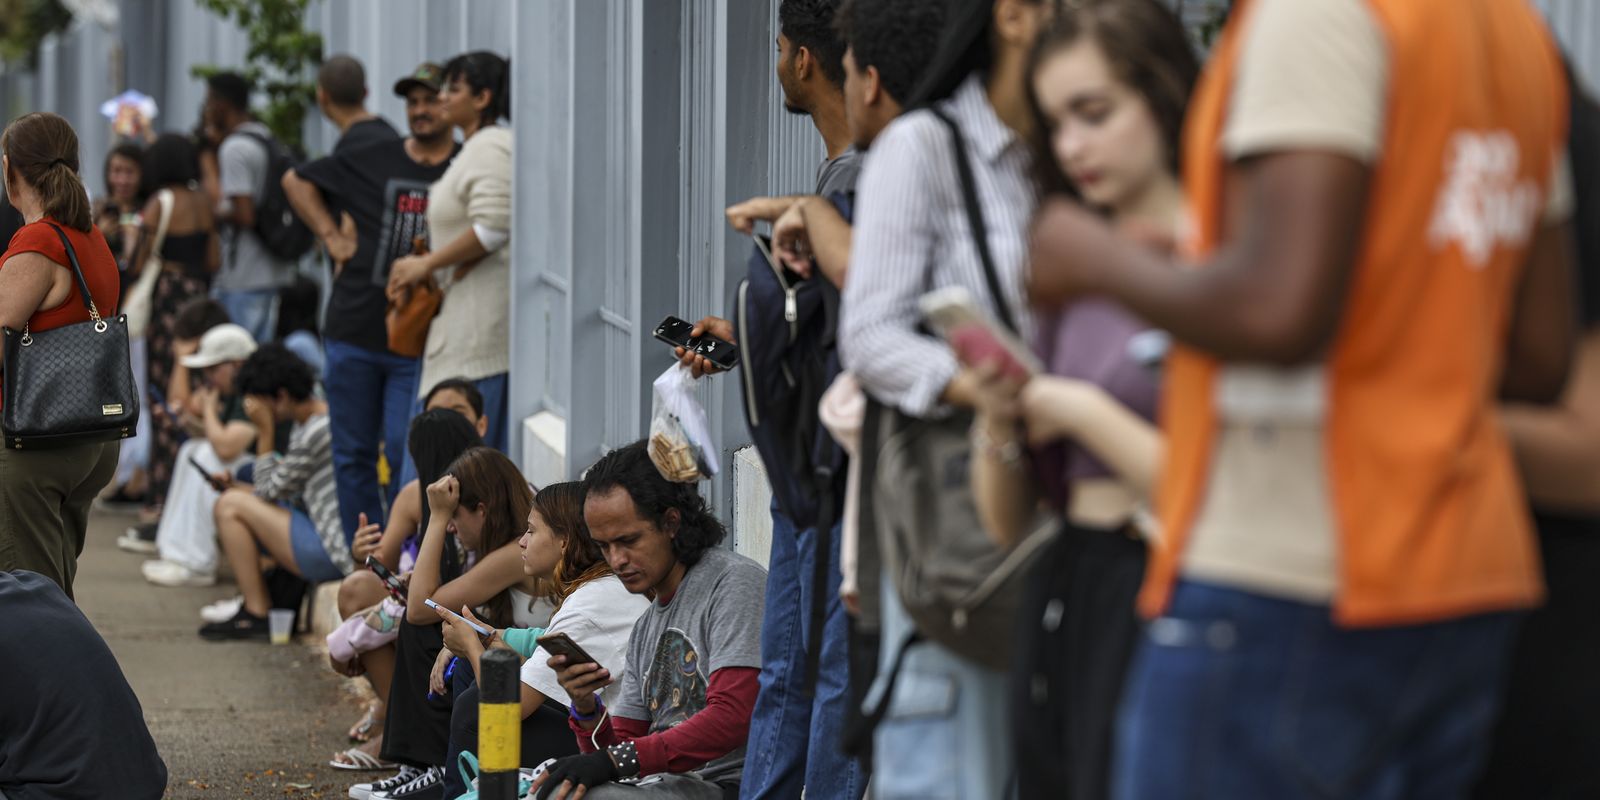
[{"xmin": 840, "ymin": 74, "xmax": 1036, "ymax": 417}]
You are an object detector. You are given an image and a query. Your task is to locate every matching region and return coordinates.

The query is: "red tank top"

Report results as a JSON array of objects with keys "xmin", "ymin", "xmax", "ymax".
[{"xmin": 2, "ymin": 219, "xmax": 122, "ymax": 333}]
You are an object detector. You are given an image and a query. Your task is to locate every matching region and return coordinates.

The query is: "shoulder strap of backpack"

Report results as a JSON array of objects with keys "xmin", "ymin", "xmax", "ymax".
[{"xmin": 927, "ymin": 107, "xmax": 1019, "ymax": 336}]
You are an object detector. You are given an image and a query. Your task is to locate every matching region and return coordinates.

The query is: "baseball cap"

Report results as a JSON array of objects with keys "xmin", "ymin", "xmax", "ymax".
[
  {"xmin": 394, "ymin": 62, "xmax": 444, "ymax": 97},
  {"xmin": 181, "ymin": 324, "xmax": 258, "ymax": 369}
]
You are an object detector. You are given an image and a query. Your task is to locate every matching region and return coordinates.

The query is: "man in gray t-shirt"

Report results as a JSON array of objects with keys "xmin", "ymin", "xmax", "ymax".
[
  {"xmin": 538, "ymin": 441, "xmax": 766, "ymax": 800},
  {"xmin": 205, "ymin": 72, "xmax": 296, "ymax": 344}
]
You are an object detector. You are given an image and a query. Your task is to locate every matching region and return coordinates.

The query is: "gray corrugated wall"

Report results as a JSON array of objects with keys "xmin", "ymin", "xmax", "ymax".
[{"xmin": 1537, "ymin": 0, "xmax": 1600, "ymax": 94}]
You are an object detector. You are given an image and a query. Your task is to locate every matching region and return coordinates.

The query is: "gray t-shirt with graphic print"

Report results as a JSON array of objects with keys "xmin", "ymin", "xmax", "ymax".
[{"xmin": 611, "ymin": 547, "xmax": 767, "ymax": 785}]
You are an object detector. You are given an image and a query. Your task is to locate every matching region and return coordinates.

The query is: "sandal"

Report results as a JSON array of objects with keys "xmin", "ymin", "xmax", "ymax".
[
  {"xmin": 329, "ymin": 746, "xmax": 397, "ymax": 771},
  {"xmin": 348, "ymin": 702, "xmax": 383, "ymax": 742}
]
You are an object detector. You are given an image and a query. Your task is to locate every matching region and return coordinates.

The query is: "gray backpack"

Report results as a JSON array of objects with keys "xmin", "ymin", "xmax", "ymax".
[{"xmin": 864, "ymin": 108, "xmax": 1055, "ymax": 671}]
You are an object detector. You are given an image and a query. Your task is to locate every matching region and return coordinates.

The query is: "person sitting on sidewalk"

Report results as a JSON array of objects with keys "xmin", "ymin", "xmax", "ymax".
[
  {"xmin": 200, "ymin": 344, "xmax": 351, "ymax": 640},
  {"xmin": 140, "ymin": 321, "xmax": 266, "ymax": 587},
  {"xmin": 437, "ymin": 481, "xmax": 650, "ymax": 799},
  {"xmin": 534, "ymin": 441, "xmax": 767, "ymax": 800}
]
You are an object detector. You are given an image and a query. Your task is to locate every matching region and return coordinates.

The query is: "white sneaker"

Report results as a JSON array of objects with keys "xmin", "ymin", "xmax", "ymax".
[
  {"xmin": 141, "ymin": 559, "xmax": 217, "ymax": 587},
  {"xmin": 350, "ymin": 766, "xmax": 421, "ymax": 800},
  {"xmin": 200, "ymin": 595, "xmax": 245, "ymax": 623},
  {"xmin": 116, "ymin": 526, "xmax": 159, "ymax": 554}
]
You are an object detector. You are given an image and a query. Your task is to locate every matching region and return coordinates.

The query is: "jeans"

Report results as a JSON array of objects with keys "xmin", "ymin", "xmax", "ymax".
[
  {"xmin": 214, "ymin": 288, "xmax": 280, "ymax": 345},
  {"xmin": 1113, "ymin": 580, "xmax": 1520, "ymax": 800},
  {"xmin": 741, "ymin": 506, "xmax": 865, "ymax": 800},
  {"xmin": 398, "ymin": 372, "xmax": 509, "ymax": 488},
  {"xmin": 868, "ymin": 571, "xmax": 1013, "ymax": 800},
  {"xmin": 323, "ymin": 340, "xmax": 420, "ymax": 541}
]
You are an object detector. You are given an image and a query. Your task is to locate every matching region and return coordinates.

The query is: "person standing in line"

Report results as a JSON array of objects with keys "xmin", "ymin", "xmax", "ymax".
[
  {"xmin": 121, "ymin": 133, "xmax": 224, "ymax": 546},
  {"xmin": 284, "ymin": 61, "xmax": 460, "ymax": 555},
  {"xmin": 316, "ymin": 54, "xmax": 400, "ymax": 155},
  {"xmin": 1474, "ymin": 62, "xmax": 1600, "ymax": 799},
  {"xmin": 388, "ymin": 52, "xmax": 514, "ymax": 455},
  {"xmin": 834, "ymin": 0, "xmax": 1050, "ymax": 795},
  {"xmin": 967, "ymin": 2, "xmax": 1197, "ymax": 796},
  {"xmin": 205, "ymin": 71, "xmax": 297, "ymax": 344},
  {"xmin": 95, "ymin": 141, "xmax": 150, "ymax": 508},
  {"xmin": 0, "ymin": 112, "xmax": 124, "ymax": 598},
  {"xmin": 1026, "ymin": 0, "xmax": 1575, "ymax": 796}
]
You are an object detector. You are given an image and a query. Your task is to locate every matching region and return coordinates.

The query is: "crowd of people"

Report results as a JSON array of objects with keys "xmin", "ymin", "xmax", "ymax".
[{"xmin": 0, "ymin": 0, "xmax": 1595, "ymax": 798}]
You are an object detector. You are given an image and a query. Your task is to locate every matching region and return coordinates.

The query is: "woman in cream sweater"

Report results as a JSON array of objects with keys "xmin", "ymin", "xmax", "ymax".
[{"xmin": 389, "ymin": 51, "xmax": 513, "ymax": 451}]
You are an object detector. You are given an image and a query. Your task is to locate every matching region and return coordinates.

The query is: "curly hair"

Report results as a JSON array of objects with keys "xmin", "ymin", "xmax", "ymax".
[
  {"xmin": 235, "ymin": 343, "xmax": 314, "ymax": 402},
  {"xmin": 780, "ymin": 0, "xmax": 848, "ymax": 88},
  {"xmin": 582, "ymin": 440, "xmax": 727, "ymax": 567},
  {"xmin": 533, "ymin": 481, "xmax": 611, "ymax": 605},
  {"xmin": 833, "ymin": 0, "xmax": 946, "ymax": 106}
]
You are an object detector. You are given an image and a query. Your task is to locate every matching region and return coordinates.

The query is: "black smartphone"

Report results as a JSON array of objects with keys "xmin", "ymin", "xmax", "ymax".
[
  {"xmin": 366, "ymin": 556, "xmax": 408, "ymax": 602},
  {"xmin": 188, "ymin": 455, "xmax": 227, "ymax": 493},
  {"xmin": 653, "ymin": 316, "xmax": 698, "ymax": 349},
  {"xmin": 692, "ymin": 336, "xmax": 740, "ymax": 370},
  {"xmin": 537, "ymin": 631, "xmax": 600, "ymax": 667}
]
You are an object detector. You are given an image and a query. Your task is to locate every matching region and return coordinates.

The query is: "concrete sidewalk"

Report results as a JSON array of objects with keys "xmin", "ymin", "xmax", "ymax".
[{"xmin": 77, "ymin": 508, "xmax": 377, "ymax": 799}]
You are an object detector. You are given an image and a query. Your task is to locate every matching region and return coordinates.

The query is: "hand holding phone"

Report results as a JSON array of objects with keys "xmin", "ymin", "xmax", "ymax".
[
  {"xmin": 188, "ymin": 455, "xmax": 229, "ymax": 493},
  {"xmin": 655, "ymin": 315, "xmax": 740, "ymax": 374},
  {"xmin": 424, "ymin": 598, "xmax": 493, "ymax": 637},
  {"xmin": 920, "ymin": 287, "xmax": 1040, "ymax": 381},
  {"xmin": 366, "ymin": 556, "xmax": 408, "ymax": 602},
  {"xmin": 536, "ymin": 631, "xmax": 600, "ymax": 668}
]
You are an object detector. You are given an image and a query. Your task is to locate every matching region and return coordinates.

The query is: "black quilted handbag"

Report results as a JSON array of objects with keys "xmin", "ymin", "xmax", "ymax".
[{"xmin": 1, "ymin": 224, "xmax": 138, "ymax": 449}]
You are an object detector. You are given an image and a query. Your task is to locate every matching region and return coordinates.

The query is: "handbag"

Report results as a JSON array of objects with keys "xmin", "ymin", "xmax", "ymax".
[
  {"xmin": 1, "ymin": 224, "xmax": 140, "ymax": 449},
  {"xmin": 386, "ymin": 277, "xmax": 441, "ymax": 358},
  {"xmin": 122, "ymin": 189, "xmax": 172, "ymax": 339}
]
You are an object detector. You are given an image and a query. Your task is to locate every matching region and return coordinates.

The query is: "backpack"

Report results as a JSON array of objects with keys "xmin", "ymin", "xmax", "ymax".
[
  {"xmin": 732, "ymin": 192, "xmax": 853, "ymax": 531},
  {"xmin": 733, "ymin": 193, "xmax": 853, "ymax": 690},
  {"xmin": 235, "ymin": 130, "xmax": 317, "ymax": 261}
]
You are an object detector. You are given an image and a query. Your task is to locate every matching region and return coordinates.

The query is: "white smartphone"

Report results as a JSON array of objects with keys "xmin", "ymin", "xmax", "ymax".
[
  {"xmin": 423, "ymin": 598, "xmax": 493, "ymax": 637},
  {"xmin": 918, "ymin": 287, "xmax": 1041, "ymax": 378}
]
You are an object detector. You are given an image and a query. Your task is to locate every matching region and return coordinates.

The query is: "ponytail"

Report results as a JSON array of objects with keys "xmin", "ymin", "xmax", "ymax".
[{"xmin": 1, "ymin": 113, "xmax": 93, "ymax": 231}]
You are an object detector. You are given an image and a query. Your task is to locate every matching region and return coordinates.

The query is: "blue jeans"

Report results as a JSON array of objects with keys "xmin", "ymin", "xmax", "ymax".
[
  {"xmin": 324, "ymin": 340, "xmax": 419, "ymax": 541},
  {"xmin": 214, "ymin": 288, "xmax": 279, "ymax": 344},
  {"xmin": 397, "ymin": 372, "xmax": 509, "ymax": 489},
  {"xmin": 869, "ymin": 572, "xmax": 1013, "ymax": 800},
  {"xmin": 741, "ymin": 506, "xmax": 865, "ymax": 800},
  {"xmin": 1113, "ymin": 581, "xmax": 1520, "ymax": 800}
]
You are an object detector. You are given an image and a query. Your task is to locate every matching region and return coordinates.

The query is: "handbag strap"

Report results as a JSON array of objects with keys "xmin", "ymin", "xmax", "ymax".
[
  {"xmin": 928, "ymin": 107, "xmax": 1020, "ymax": 336},
  {"xmin": 150, "ymin": 189, "xmax": 174, "ymax": 256},
  {"xmin": 43, "ymin": 223, "xmax": 103, "ymax": 324}
]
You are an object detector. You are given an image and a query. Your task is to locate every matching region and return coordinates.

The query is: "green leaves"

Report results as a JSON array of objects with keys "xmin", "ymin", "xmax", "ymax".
[
  {"xmin": 191, "ymin": 0, "xmax": 323, "ymax": 151},
  {"xmin": 0, "ymin": 0, "xmax": 74, "ymax": 65}
]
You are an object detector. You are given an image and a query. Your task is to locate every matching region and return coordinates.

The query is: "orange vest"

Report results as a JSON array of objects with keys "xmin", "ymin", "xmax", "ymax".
[{"xmin": 1142, "ymin": 0, "xmax": 1569, "ymax": 625}]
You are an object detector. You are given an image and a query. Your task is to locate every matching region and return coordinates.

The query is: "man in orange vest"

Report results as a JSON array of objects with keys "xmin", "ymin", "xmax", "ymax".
[{"xmin": 1029, "ymin": 0, "xmax": 1576, "ymax": 796}]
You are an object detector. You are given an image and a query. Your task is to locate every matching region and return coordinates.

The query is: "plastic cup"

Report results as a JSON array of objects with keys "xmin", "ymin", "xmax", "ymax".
[{"xmin": 268, "ymin": 609, "xmax": 295, "ymax": 645}]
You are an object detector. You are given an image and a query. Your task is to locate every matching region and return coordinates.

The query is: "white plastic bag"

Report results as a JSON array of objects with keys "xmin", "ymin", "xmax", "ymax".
[{"xmin": 648, "ymin": 364, "xmax": 720, "ymax": 482}]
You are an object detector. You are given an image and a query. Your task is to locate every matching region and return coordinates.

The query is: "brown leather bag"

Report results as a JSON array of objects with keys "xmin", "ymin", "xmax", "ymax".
[{"xmin": 386, "ymin": 279, "xmax": 441, "ymax": 358}]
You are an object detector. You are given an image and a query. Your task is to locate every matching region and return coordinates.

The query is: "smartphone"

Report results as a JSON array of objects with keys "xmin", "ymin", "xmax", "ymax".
[
  {"xmin": 365, "ymin": 556, "xmax": 408, "ymax": 602},
  {"xmin": 188, "ymin": 455, "xmax": 228, "ymax": 493},
  {"xmin": 536, "ymin": 631, "xmax": 600, "ymax": 667},
  {"xmin": 423, "ymin": 598, "xmax": 494, "ymax": 637},
  {"xmin": 653, "ymin": 316, "xmax": 698, "ymax": 350},
  {"xmin": 653, "ymin": 314, "xmax": 741, "ymax": 370},
  {"xmin": 919, "ymin": 287, "xmax": 1040, "ymax": 378}
]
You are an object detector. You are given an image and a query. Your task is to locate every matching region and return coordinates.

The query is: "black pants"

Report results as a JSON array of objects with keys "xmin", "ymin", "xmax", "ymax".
[
  {"xmin": 380, "ymin": 620, "xmax": 455, "ymax": 768},
  {"xmin": 440, "ymin": 682, "xmax": 579, "ymax": 798},
  {"xmin": 1474, "ymin": 511, "xmax": 1600, "ymax": 799},
  {"xmin": 1012, "ymin": 521, "xmax": 1147, "ymax": 800}
]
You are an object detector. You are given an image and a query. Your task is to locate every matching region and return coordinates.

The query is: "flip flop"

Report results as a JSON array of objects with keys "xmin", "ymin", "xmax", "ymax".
[
  {"xmin": 329, "ymin": 747, "xmax": 398, "ymax": 771},
  {"xmin": 348, "ymin": 703, "xmax": 382, "ymax": 742}
]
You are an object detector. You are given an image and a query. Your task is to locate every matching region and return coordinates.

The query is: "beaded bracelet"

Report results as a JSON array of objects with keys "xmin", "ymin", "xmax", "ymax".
[{"xmin": 569, "ymin": 694, "xmax": 605, "ymax": 722}]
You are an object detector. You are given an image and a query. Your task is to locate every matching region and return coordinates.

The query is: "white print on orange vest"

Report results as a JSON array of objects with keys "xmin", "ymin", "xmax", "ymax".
[{"xmin": 1428, "ymin": 130, "xmax": 1542, "ymax": 269}]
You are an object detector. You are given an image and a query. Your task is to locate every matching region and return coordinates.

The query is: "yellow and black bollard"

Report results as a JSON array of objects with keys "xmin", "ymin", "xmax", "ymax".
[{"xmin": 478, "ymin": 648, "xmax": 521, "ymax": 799}]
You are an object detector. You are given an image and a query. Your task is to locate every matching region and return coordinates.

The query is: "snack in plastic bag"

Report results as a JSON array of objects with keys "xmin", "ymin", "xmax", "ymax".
[{"xmin": 649, "ymin": 364, "xmax": 720, "ymax": 482}]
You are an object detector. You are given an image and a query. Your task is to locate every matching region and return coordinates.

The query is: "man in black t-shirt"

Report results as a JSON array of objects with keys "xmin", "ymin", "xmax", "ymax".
[
  {"xmin": 319, "ymin": 54, "xmax": 400, "ymax": 154},
  {"xmin": 282, "ymin": 61, "xmax": 459, "ymax": 547}
]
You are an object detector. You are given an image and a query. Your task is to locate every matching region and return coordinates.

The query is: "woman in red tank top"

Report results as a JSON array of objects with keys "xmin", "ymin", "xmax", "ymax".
[{"xmin": 0, "ymin": 112, "xmax": 124, "ymax": 599}]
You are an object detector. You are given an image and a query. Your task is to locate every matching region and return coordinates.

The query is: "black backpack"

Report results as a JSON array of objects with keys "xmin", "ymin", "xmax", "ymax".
[{"xmin": 235, "ymin": 130, "xmax": 316, "ymax": 261}]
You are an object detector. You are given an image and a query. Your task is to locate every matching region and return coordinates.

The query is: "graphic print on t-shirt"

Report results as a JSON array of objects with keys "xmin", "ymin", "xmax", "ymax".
[
  {"xmin": 642, "ymin": 627, "xmax": 707, "ymax": 732},
  {"xmin": 371, "ymin": 177, "xmax": 435, "ymax": 286}
]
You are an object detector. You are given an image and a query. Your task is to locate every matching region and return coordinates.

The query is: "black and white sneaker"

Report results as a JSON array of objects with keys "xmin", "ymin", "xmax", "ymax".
[
  {"xmin": 349, "ymin": 766, "xmax": 420, "ymax": 800},
  {"xmin": 372, "ymin": 766, "xmax": 443, "ymax": 800}
]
